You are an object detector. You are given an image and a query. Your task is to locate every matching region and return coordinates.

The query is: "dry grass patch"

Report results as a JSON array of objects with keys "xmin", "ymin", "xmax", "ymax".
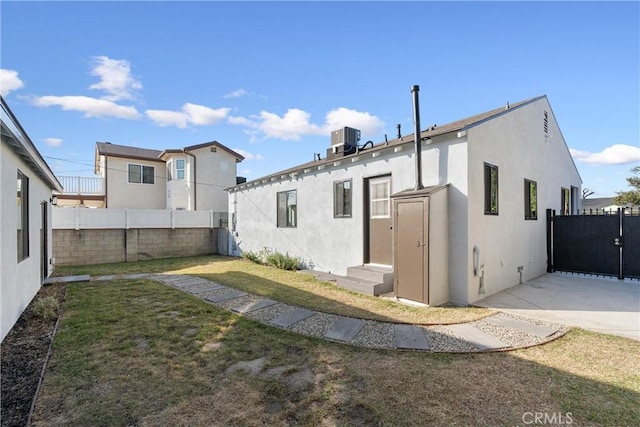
[
  {"xmin": 55, "ymin": 255, "xmax": 489, "ymax": 324},
  {"xmin": 30, "ymin": 279, "xmax": 639, "ymax": 426}
]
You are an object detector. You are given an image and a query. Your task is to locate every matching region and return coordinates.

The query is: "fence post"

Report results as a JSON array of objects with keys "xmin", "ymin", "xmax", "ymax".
[
  {"xmin": 546, "ymin": 208, "xmax": 554, "ymax": 273},
  {"xmin": 618, "ymin": 208, "xmax": 624, "ymax": 280}
]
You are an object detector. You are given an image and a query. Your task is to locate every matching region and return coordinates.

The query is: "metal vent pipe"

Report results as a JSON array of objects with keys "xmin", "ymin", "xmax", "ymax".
[{"xmin": 411, "ymin": 85, "xmax": 423, "ymax": 190}]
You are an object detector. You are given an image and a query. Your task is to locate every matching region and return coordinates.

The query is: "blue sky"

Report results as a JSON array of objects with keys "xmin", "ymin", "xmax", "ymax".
[{"xmin": 1, "ymin": 1, "xmax": 638, "ymax": 197}]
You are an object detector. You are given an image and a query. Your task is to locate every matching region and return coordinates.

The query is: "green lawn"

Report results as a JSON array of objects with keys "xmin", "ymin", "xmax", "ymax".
[
  {"xmin": 31, "ymin": 276, "xmax": 640, "ymax": 426},
  {"xmin": 54, "ymin": 255, "xmax": 490, "ymax": 324}
]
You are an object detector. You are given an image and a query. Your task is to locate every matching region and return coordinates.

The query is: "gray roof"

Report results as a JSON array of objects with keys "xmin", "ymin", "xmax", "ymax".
[
  {"xmin": 581, "ymin": 197, "xmax": 638, "ymax": 211},
  {"xmin": 228, "ymin": 95, "xmax": 545, "ymax": 191},
  {"xmin": 1, "ymin": 96, "xmax": 63, "ymax": 191},
  {"xmin": 96, "ymin": 140, "xmax": 244, "ymax": 163},
  {"xmin": 95, "ymin": 142, "xmax": 164, "ymax": 161}
]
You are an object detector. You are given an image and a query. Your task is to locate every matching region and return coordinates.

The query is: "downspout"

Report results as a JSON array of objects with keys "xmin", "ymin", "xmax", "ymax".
[
  {"xmin": 411, "ymin": 85, "xmax": 423, "ymax": 191},
  {"xmin": 183, "ymin": 149, "xmax": 197, "ymax": 210},
  {"xmin": 104, "ymin": 157, "xmax": 108, "ymax": 208}
]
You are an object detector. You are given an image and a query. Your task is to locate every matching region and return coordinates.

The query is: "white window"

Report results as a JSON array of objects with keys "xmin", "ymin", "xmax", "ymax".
[
  {"xmin": 369, "ymin": 177, "xmax": 390, "ymax": 218},
  {"xmin": 176, "ymin": 159, "xmax": 185, "ymax": 180}
]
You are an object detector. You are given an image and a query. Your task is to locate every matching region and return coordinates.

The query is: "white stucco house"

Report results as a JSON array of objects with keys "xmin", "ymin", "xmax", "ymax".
[
  {"xmin": 227, "ymin": 92, "xmax": 582, "ymax": 306},
  {"xmin": 1, "ymin": 96, "xmax": 63, "ymax": 341},
  {"xmin": 88, "ymin": 140, "xmax": 244, "ymax": 211}
]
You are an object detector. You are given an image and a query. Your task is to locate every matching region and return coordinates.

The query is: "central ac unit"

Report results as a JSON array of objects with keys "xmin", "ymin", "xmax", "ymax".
[{"xmin": 331, "ymin": 127, "xmax": 361, "ymax": 147}]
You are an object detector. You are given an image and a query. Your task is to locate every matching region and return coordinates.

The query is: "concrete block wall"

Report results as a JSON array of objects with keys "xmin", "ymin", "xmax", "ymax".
[
  {"xmin": 53, "ymin": 228, "xmax": 220, "ymax": 266},
  {"xmin": 53, "ymin": 229, "xmax": 126, "ymax": 266}
]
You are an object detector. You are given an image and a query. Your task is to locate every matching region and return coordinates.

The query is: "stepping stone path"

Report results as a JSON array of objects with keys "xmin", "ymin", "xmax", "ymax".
[{"xmin": 90, "ymin": 274, "xmax": 568, "ymax": 353}]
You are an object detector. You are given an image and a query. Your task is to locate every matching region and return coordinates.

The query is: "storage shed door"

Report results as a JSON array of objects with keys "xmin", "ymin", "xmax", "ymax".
[{"xmin": 394, "ymin": 198, "xmax": 428, "ymax": 303}]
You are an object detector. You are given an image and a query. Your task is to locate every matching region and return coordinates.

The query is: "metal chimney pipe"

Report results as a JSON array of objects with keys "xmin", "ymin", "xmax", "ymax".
[
  {"xmin": 411, "ymin": 85, "xmax": 423, "ymax": 190},
  {"xmin": 396, "ymin": 124, "xmax": 401, "ymax": 139}
]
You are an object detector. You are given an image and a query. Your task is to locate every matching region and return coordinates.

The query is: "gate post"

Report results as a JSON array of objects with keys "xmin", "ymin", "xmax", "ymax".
[
  {"xmin": 618, "ymin": 208, "xmax": 624, "ymax": 280},
  {"xmin": 546, "ymin": 209, "xmax": 554, "ymax": 273}
]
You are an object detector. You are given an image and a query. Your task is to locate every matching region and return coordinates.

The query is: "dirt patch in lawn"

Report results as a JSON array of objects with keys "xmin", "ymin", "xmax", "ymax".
[{"xmin": 1, "ymin": 283, "xmax": 66, "ymax": 427}]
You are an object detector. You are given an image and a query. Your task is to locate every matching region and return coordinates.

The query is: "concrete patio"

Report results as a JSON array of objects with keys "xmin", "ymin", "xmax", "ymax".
[{"xmin": 475, "ymin": 273, "xmax": 640, "ymax": 341}]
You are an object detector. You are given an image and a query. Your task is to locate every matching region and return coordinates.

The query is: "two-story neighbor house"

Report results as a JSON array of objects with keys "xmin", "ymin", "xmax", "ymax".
[
  {"xmin": 93, "ymin": 141, "xmax": 244, "ymax": 211},
  {"xmin": 226, "ymin": 91, "xmax": 581, "ymax": 306},
  {"xmin": 1, "ymin": 96, "xmax": 63, "ymax": 341}
]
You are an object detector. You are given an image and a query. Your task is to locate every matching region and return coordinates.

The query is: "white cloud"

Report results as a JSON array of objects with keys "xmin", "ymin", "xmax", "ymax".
[
  {"xmin": 44, "ymin": 137, "xmax": 62, "ymax": 147},
  {"xmin": 224, "ymin": 88, "xmax": 250, "ymax": 98},
  {"xmin": 0, "ymin": 69, "xmax": 25, "ymax": 96},
  {"xmin": 146, "ymin": 103, "xmax": 230, "ymax": 128},
  {"xmin": 232, "ymin": 148, "xmax": 264, "ymax": 161},
  {"xmin": 32, "ymin": 95, "xmax": 140, "ymax": 119},
  {"xmin": 182, "ymin": 103, "xmax": 230, "ymax": 125},
  {"xmin": 227, "ymin": 115, "xmax": 253, "ymax": 126},
  {"xmin": 89, "ymin": 56, "xmax": 142, "ymax": 101},
  {"xmin": 257, "ymin": 108, "xmax": 323, "ymax": 140},
  {"xmin": 570, "ymin": 144, "xmax": 640, "ymax": 165},
  {"xmin": 229, "ymin": 107, "xmax": 384, "ymax": 142},
  {"xmin": 322, "ymin": 107, "xmax": 384, "ymax": 136},
  {"xmin": 145, "ymin": 109, "xmax": 189, "ymax": 128}
]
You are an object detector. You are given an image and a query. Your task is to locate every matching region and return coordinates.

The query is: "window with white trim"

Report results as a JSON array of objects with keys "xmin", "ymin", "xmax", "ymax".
[
  {"xmin": 370, "ymin": 178, "xmax": 390, "ymax": 218},
  {"xmin": 128, "ymin": 164, "xmax": 155, "ymax": 184},
  {"xmin": 176, "ymin": 159, "xmax": 185, "ymax": 180}
]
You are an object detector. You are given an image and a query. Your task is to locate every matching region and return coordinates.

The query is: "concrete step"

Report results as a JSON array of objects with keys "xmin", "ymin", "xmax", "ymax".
[
  {"xmin": 346, "ymin": 265, "xmax": 393, "ymax": 286},
  {"xmin": 336, "ymin": 276, "xmax": 393, "ymax": 296}
]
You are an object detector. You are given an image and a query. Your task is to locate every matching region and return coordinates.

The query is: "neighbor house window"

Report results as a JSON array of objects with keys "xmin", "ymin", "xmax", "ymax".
[
  {"xmin": 166, "ymin": 160, "xmax": 172, "ymax": 182},
  {"xmin": 176, "ymin": 159, "xmax": 185, "ymax": 180},
  {"xmin": 17, "ymin": 170, "xmax": 29, "ymax": 261},
  {"xmin": 128, "ymin": 164, "xmax": 155, "ymax": 184},
  {"xmin": 334, "ymin": 179, "xmax": 352, "ymax": 218},
  {"xmin": 524, "ymin": 179, "xmax": 537, "ymax": 220},
  {"xmin": 277, "ymin": 190, "xmax": 297, "ymax": 227},
  {"xmin": 484, "ymin": 163, "xmax": 499, "ymax": 215}
]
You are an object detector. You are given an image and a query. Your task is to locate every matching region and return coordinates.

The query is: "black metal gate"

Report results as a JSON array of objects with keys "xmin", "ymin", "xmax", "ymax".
[{"xmin": 547, "ymin": 208, "xmax": 640, "ymax": 280}]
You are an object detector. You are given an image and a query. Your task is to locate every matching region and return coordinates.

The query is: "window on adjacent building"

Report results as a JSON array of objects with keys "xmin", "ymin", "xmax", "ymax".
[
  {"xmin": 128, "ymin": 164, "xmax": 155, "ymax": 184},
  {"xmin": 524, "ymin": 179, "xmax": 537, "ymax": 220},
  {"xmin": 277, "ymin": 190, "xmax": 297, "ymax": 227},
  {"xmin": 561, "ymin": 187, "xmax": 570, "ymax": 215},
  {"xmin": 484, "ymin": 163, "xmax": 499, "ymax": 215},
  {"xmin": 17, "ymin": 170, "xmax": 29, "ymax": 261},
  {"xmin": 167, "ymin": 160, "xmax": 172, "ymax": 182},
  {"xmin": 334, "ymin": 179, "xmax": 352, "ymax": 218},
  {"xmin": 176, "ymin": 159, "xmax": 185, "ymax": 180}
]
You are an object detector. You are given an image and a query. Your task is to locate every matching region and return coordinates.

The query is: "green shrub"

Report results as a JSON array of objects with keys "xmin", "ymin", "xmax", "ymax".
[
  {"xmin": 265, "ymin": 251, "xmax": 301, "ymax": 271},
  {"xmin": 243, "ymin": 247, "xmax": 300, "ymax": 270},
  {"xmin": 242, "ymin": 250, "xmax": 262, "ymax": 264},
  {"xmin": 32, "ymin": 296, "xmax": 59, "ymax": 320}
]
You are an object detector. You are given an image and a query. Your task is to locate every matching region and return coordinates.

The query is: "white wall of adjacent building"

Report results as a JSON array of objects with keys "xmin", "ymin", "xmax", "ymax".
[{"xmin": 103, "ymin": 156, "xmax": 166, "ymax": 209}]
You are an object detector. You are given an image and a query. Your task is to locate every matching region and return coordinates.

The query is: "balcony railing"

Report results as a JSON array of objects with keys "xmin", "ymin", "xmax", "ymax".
[{"xmin": 55, "ymin": 176, "xmax": 104, "ymax": 195}]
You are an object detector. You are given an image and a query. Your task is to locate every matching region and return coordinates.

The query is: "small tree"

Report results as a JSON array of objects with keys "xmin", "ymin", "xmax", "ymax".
[
  {"xmin": 613, "ymin": 166, "xmax": 640, "ymax": 205},
  {"xmin": 582, "ymin": 188, "xmax": 595, "ymax": 199}
]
